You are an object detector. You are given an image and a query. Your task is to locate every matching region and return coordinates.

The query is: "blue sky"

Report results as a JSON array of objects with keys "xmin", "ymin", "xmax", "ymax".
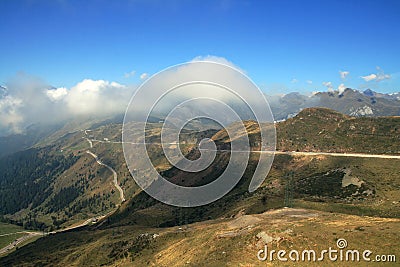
[{"xmin": 0, "ymin": 0, "xmax": 399, "ymax": 94}]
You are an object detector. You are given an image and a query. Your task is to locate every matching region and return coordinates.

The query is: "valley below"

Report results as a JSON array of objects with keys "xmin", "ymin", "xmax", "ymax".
[{"xmin": 0, "ymin": 107, "xmax": 399, "ymax": 266}]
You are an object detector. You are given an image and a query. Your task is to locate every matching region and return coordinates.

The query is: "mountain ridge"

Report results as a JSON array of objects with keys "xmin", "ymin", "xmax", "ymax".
[{"xmin": 267, "ymin": 88, "xmax": 400, "ymax": 120}]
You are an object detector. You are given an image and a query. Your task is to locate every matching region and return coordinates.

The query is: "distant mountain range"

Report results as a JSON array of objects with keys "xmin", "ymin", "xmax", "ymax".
[{"xmin": 266, "ymin": 88, "xmax": 400, "ymax": 121}]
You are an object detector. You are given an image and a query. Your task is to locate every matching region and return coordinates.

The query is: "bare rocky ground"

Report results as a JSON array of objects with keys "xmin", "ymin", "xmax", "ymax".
[{"xmin": 107, "ymin": 208, "xmax": 399, "ymax": 267}]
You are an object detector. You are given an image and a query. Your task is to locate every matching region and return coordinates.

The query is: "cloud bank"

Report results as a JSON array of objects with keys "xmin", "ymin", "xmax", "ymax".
[
  {"xmin": 0, "ymin": 73, "xmax": 134, "ymax": 136},
  {"xmin": 2, "ymin": 58, "xmax": 394, "ymax": 136},
  {"xmin": 0, "ymin": 56, "xmax": 246, "ymax": 136}
]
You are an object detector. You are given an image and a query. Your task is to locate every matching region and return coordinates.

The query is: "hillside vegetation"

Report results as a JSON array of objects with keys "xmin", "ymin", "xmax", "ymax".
[
  {"xmin": 277, "ymin": 108, "xmax": 400, "ymax": 154},
  {"xmin": 0, "ymin": 108, "xmax": 399, "ymax": 266}
]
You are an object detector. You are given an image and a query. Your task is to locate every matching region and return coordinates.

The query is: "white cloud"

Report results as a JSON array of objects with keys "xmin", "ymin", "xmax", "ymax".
[
  {"xmin": 0, "ymin": 95, "xmax": 24, "ymax": 134},
  {"xmin": 140, "ymin": 73, "xmax": 148, "ymax": 80},
  {"xmin": 46, "ymin": 87, "xmax": 68, "ymax": 102},
  {"xmin": 0, "ymin": 74, "xmax": 135, "ymax": 135},
  {"xmin": 0, "ymin": 56, "xmax": 254, "ymax": 135},
  {"xmin": 124, "ymin": 70, "xmax": 136, "ymax": 78},
  {"xmin": 191, "ymin": 55, "xmax": 232, "ymax": 64},
  {"xmin": 65, "ymin": 79, "xmax": 129, "ymax": 116},
  {"xmin": 361, "ymin": 67, "xmax": 391, "ymax": 82},
  {"xmin": 322, "ymin": 81, "xmax": 334, "ymax": 91},
  {"xmin": 191, "ymin": 55, "xmax": 245, "ymax": 73},
  {"xmin": 0, "ymin": 73, "xmax": 65, "ymax": 135},
  {"xmin": 337, "ymin": 83, "xmax": 346, "ymax": 95},
  {"xmin": 291, "ymin": 78, "xmax": 298, "ymax": 83},
  {"xmin": 0, "ymin": 75, "xmax": 65, "ymax": 135},
  {"xmin": 306, "ymin": 80, "xmax": 313, "ymax": 84},
  {"xmin": 361, "ymin": 73, "xmax": 377, "ymax": 82},
  {"xmin": 124, "ymin": 56, "xmax": 271, "ymax": 125},
  {"xmin": 339, "ymin": 70, "xmax": 349, "ymax": 80}
]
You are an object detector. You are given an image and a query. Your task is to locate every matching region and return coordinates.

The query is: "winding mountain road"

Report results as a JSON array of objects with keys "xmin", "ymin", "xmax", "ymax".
[
  {"xmin": 2, "ymin": 129, "xmax": 398, "ymax": 256},
  {"xmin": 86, "ymin": 151, "xmax": 125, "ymax": 203},
  {"xmin": 262, "ymin": 150, "xmax": 400, "ymax": 159},
  {"xmin": 83, "ymin": 130, "xmax": 125, "ymax": 203},
  {"xmin": 84, "ymin": 137, "xmax": 93, "ymax": 148},
  {"xmin": 198, "ymin": 148, "xmax": 400, "ymax": 159}
]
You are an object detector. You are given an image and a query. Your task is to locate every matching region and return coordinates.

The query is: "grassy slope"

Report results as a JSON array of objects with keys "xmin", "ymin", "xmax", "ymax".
[
  {"xmin": 1, "ymin": 108, "xmax": 399, "ymax": 265},
  {"xmin": 0, "ymin": 223, "xmax": 27, "ymax": 248},
  {"xmin": 2, "ymin": 150, "xmax": 399, "ymax": 266},
  {"xmin": 0, "ymin": 223, "xmax": 25, "ymax": 235},
  {"xmin": 5, "ymin": 107, "xmax": 400, "ymax": 230},
  {"xmin": 277, "ymin": 108, "xmax": 400, "ymax": 154},
  {"xmin": 1, "ymin": 209, "xmax": 399, "ymax": 266}
]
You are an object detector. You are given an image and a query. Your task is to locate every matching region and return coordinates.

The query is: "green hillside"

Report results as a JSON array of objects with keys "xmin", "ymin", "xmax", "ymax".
[
  {"xmin": 1, "ymin": 107, "xmax": 399, "ymax": 231},
  {"xmin": 0, "ymin": 108, "xmax": 399, "ymax": 265},
  {"xmin": 1, "ymin": 152, "xmax": 399, "ymax": 266},
  {"xmin": 277, "ymin": 107, "xmax": 400, "ymax": 154}
]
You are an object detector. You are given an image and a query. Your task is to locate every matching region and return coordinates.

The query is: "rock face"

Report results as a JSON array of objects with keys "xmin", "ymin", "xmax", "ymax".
[
  {"xmin": 349, "ymin": 105, "xmax": 373, "ymax": 116},
  {"xmin": 256, "ymin": 231, "xmax": 275, "ymax": 244}
]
